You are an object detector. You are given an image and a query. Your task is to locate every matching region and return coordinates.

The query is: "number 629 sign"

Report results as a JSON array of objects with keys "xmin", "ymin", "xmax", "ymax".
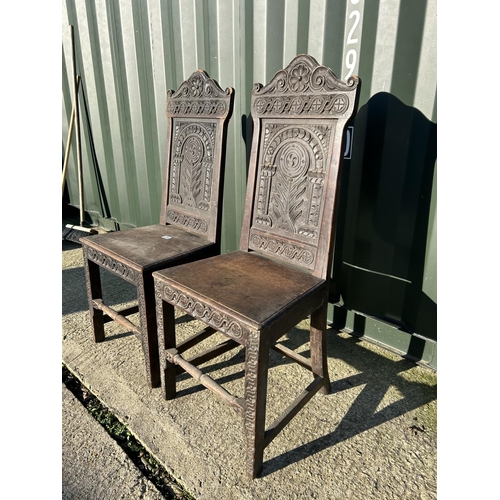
[
  {"xmin": 342, "ymin": 0, "xmax": 361, "ymax": 159},
  {"xmin": 344, "ymin": 0, "xmax": 362, "ymax": 81}
]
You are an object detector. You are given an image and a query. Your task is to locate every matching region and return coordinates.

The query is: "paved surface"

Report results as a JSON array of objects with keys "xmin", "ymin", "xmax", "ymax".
[
  {"xmin": 62, "ymin": 383, "xmax": 164, "ymax": 500},
  {"xmin": 62, "ymin": 237, "xmax": 437, "ymax": 499}
]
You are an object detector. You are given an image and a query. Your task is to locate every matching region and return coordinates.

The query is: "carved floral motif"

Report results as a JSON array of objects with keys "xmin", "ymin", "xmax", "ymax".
[
  {"xmin": 251, "ymin": 55, "xmax": 357, "ymax": 118},
  {"xmin": 289, "ymin": 63, "xmax": 310, "ymax": 92},
  {"xmin": 166, "ymin": 70, "xmax": 231, "ymax": 117},
  {"xmin": 253, "ymin": 54, "xmax": 358, "ymax": 96},
  {"xmin": 168, "ymin": 71, "xmax": 232, "ymax": 100}
]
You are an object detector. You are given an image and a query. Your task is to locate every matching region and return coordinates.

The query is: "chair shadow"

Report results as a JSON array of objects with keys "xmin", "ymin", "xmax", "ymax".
[
  {"xmin": 168, "ymin": 320, "xmax": 435, "ymax": 477},
  {"xmin": 101, "ymin": 331, "xmax": 135, "ymax": 342},
  {"xmin": 331, "ymin": 91, "xmax": 437, "ymax": 344},
  {"xmin": 260, "ymin": 327, "xmax": 436, "ymax": 477}
]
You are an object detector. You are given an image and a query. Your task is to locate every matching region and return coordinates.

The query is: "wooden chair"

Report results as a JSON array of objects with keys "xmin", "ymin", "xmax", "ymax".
[
  {"xmin": 153, "ymin": 54, "xmax": 359, "ymax": 478},
  {"xmin": 80, "ymin": 70, "xmax": 234, "ymax": 389}
]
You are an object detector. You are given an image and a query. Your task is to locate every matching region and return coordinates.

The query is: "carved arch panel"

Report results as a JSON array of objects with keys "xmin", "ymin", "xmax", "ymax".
[
  {"xmin": 166, "ymin": 120, "xmax": 218, "ymax": 234},
  {"xmin": 249, "ymin": 120, "xmax": 335, "ymax": 269}
]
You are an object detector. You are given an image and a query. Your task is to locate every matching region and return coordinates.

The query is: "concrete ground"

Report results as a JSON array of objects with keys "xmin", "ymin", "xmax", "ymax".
[
  {"xmin": 62, "ymin": 237, "xmax": 437, "ymax": 499},
  {"xmin": 62, "ymin": 382, "xmax": 165, "ymax": 500}
]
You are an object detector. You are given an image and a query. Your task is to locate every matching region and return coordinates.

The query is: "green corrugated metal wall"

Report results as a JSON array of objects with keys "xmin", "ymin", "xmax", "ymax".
[{"xmin": 62, "ymin": 0, "xmax": 437, "ymax": 369}]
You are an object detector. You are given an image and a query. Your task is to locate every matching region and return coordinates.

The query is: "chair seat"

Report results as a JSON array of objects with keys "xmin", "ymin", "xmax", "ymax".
[
  {"xmin": 82, "ymin": 224, "xmax": 214, "ymax": 272},
  {"xmin": 153, "ymin": 250, "xmax": 327, "ymax": 331}
]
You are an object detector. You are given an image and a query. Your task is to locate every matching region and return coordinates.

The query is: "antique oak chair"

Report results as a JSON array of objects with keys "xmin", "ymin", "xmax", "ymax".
[
  {"xmin": 153, "ymin": 55, "xmax": 359, "ymax": 478},
  {"xmin": 80, "ymin": 70, "xmax": 234, "ymax": 388}
]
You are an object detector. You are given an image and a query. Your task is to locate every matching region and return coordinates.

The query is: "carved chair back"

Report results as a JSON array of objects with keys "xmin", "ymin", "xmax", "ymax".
[
  {"xmin": 240, "ymin": 55, "xmax": 359, "ymax": 279},
  {"xmin": 160, "ymin": 70, "xmax": 234, "ymax": 243}
]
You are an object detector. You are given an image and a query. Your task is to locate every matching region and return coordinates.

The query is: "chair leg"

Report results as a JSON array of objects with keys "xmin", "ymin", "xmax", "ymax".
[
  {"xmin": 82, "ymin": 250, "xmax": 105, "ymax": 342},
  {"xmin": 244, "ymin": 330, "xmax": 269, "ymax": 479},
  {"xmin": 155, "ymin": 289, "xmax": 177, "ymax": 400},
  {"xmin": 137, "ymin": 274, "xmax": 161, "ymax": 389},
  {"xmin": 310, "ymin": 301, "xmax": 331, "ymax": 395}
]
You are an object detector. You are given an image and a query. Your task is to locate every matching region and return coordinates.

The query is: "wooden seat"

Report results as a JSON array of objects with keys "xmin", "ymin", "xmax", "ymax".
[
  {"xmin": 153, "ymin": 54, "xmax": 359, "ymax": 478},
  {"xmin": 80, "ymin": 70, "xmax": 234, "ymax": 388}
]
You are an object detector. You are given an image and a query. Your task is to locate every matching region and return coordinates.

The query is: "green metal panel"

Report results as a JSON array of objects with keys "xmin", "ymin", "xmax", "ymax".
[
  {"xmin": 63, "ymin": 0, "xmax": 248, "ymax": 237},
  {"xmin": 62, "ymin": 0, "xmax": 437, "ymax": 369}
]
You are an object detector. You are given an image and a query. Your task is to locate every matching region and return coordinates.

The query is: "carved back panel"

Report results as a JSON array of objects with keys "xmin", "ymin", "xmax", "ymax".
[
  {"xmin": 160, "ymin": 70, "xmax": 234, "ymax": 243},
  {"xmin": 240, "ymin": 55, "xmax": 359, "ymax": 279}
]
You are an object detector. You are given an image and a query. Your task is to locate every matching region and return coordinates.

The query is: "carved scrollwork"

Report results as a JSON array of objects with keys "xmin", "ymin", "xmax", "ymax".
[
  {"xmin": 168, "ymin": 70, "xmax": 231, "ymax": 100},
  {"xmin": 251, "ymin": 93, "xmax": 349, "ymax": 116},
  {"xmin": 252, "ymin": 55, "xmax": 358, "ymax": 117},
  {"xmin": 310, "ymin": 65, "xmax": 358, "ymax": 92},
  {"xmin": 167, "ymin": 99, "xmax": 227, "ymax": 116},
  {"xmin": 158, "ymin": 283, "xmax": 244, "ymax": 341},
  {"xmin": 250, "ymin": 233, "xmax": 315, "ymax": 266},
  {"xmin": 166, "ymin": 210, "xmax": 208, "ymax": 233},
  {"xmin": 85, "ymin": 247, "xmax": 136, "ymax": 284},
  {"xmin": 253, "ymin": 54, "xmax": 358, "ymax": 96},
  {"xmin": 167, "ymin": 70, "xmax": 231, "ymax": 118}
]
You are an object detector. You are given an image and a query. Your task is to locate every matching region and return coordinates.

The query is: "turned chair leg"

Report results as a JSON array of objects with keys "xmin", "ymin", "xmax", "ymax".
[
  {"xmin": 244, "ymin": 330, "xmax": 270, "ymax": 479},
  {"xmin": 83, "ymin": 252, "xmax": 105, "ymax": 343},
  {"xmin": 310, "ymin": 301, "xmax": 331, "ymax": 395}
]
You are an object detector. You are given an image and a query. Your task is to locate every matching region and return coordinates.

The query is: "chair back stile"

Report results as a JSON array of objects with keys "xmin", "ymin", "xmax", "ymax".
[{"xmin": 240, "ymin": 55, "xmax": 359, "ymax": 279}]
